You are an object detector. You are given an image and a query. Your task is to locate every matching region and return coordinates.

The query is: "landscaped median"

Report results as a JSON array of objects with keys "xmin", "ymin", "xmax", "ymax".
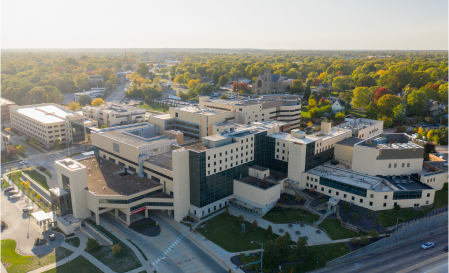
[
  {"xmin": 1, "ymin": 239, "xmax": 74, "ymax": 273},
  {"xmin": 24, "ymin": 170, "xmax": 49, "ymax": 190},
  {"xmin": 318, "ymin": 219, "xmax": 364, "ymax": 240},
  {"xmin": 84, "ymin": 219, "xmax": 142, "ymax": 272}
]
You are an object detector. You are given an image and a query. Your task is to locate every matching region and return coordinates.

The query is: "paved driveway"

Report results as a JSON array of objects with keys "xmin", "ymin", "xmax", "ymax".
[{"xmin": 100, "ymin": 212, "xmax": 227, "ymax": 273}]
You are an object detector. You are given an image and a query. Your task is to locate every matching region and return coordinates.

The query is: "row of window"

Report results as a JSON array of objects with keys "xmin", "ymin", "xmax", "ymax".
[
  {"xmin": 207, "ymin": 157, "xmax": 253, "ymax": 175},
  {"xmin": 99, "ymin": 189, "xmax": 163, "ymax": 204},
  {"xmin": 193, "ymin": 201, "xmax": 228, "ymax": 216},
  {"xmin": 208, "ymin": 151, "xmax": 253, "ymax": 166},
  {"xmin": 388, "ymin": 163, "xmax": 411, "ymax": 168},
  {"xmin": 130, "ymin": 202, "xmax": 173, "ymax": 211},
  {"xmin": 207, "ymin": 143, "xmax": 253, "ymax": 160}
]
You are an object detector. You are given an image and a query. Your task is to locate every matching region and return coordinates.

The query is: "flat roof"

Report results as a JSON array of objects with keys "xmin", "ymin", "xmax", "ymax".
[
  {"xmin": 145, "ymin": 152, "xmax": 173, "ymax": 171},
  {"xmin": 238, "ymin": 176, "xmax": 279, "ymax": 190},
  {"xmin": 250, "ymin": 165, "xmax": 269, "ymax": 172},
  {"xmin": 0, "ymin": 98, "xmax": 15, "ymax": 105},
  {"xmin": 179, "ymin": 141, "xmax": 210, "ymax": 152},
  {"xmin": 95, "ymin": 123, "xmax": 173, "ymax": 148},
  {"xmin": 336, "ymin": 137, "xmax": 364, "ymax": 147},
  {"xmin": 15, "ymin": 105, "xmax": 75, "ymax": 124},
  {"xmin": 307, "ymin": 163, "xmax": 396, "ymax": 192},
  {"xmin": 79, "ymin": 157, "xmax": 161, "ymax": 196},
  {"xmin": 173, "ymin": 106, "xmax": 226, "ymax": 115},
  {"xmin": 378, "ymin": 175, "xmax": 433, "ymax": 190},
  {"xmin": 85, "ymin": 103, "xmax": 145, "ymax": 113}
]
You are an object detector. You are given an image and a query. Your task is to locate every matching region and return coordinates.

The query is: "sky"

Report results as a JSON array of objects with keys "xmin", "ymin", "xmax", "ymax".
[{"xmin": 2, "ymin": 0, "xmax": 448, "ymax": 50}]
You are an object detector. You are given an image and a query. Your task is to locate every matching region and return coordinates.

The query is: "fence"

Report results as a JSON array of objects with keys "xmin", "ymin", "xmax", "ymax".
[{"xmin": 326, "ymin": 211, "xmax": 448, "ymax": 266}]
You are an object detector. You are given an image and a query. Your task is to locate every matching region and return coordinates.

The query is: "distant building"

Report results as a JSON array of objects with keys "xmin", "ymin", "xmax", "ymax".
[
  {"xmin": 317, "ymin": 83, "xmax": 332, "ymax": 93},
  {"xmin": 2, "ymin": 132, "xmax": 10, "ymax": 152},
  {"xmin": 252, "ymin": 71, "xmax": 285, "ymax": 94},
  {"xmin": 116, "ymin": 71, "xmax": 133, "ymax": 84},
  {"xmin": 82, "ymin": 103, "xmax": 146, "ymax": 127},
  {"xmin": 231, "ymin": 77, "xmax": 251, "ymax": 84},
  {"xmin": 332, "ymin": 99, "xmax": 346, "ymax": 113},
  {"xmin": 202, "ymin": 77, "xmax": 214, "ymax": 85},
  {"xmin": 1, "ymin": 97, "xmax": 16, "ymax": 122},
  {"xmin": 74, "ymin": 88, "xmax": 105, "ymax": 102},
  {"xmin": 426, "ymin": 100, "xmax": 440, "ymax": 116},
  {"xmin": 89, "ymin": 75, "xmax": 104, "ymax": 84}
]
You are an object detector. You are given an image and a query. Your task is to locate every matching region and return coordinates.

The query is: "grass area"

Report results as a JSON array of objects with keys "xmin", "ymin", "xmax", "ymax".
[
  {"xmin": 197, "ymin": 213, "xmax": 280, "ymax": 252},
  {"xmin": 127, "ymin": 239, "xmax": 148, "ymax": 260},
  {"xmin": 318, "ymin": 219, "xmax": 363, "ymax": 240},
  {"xmin": 1, "ymin": 239, "xmax": 73, "ymax": 273},
  {"xmin": 7, "ymin": 171, "xmax": 22, "ymax": 184},
  {"xmin": 24, "ymin": 170, "xmax": 49, "ymax": 190},
  {"xmin": 139, "ymin": 102, "xmax": 169, "ymax": 112},
  {"xmin": 84, "ymin": 219, "xmax": 142, "ymax": 272},
  {"xmin": 65, "ymin": 237, "xmax": 80, "ymax": 248},
  {"xmin": 2, "ymin": 180, "xmax": 11, "ymax": 189},
  {"xmin": 44, "ymin": 171, "xmax": 52, "ymax": 179},
  {"xmin": 42, "ymin": 256, "xmax": 103, "ymax": 273},
  {"xmin": 349, "ymin": 109, "xmax": 367, "ymax": 118},
  {"xmin": 301, "ymin": 106, "xmax": 310, "ymax": 118},
  {"xmin": 262, "ymin": 208, "xmax": 320, "ymax": 224},
  {"xmin": 18, "ymin": 152, "xmax": 28, "ymax": 158},
  {"xmin": 20, "ymin": 140, "xmax": 46, "ymax": 154},
  {"xmin": 280, "ymin": 243, "xmax": 350, "ymax": 273},
  {"xmin": 1, "ymin": 156, "xmax": 19, "ymax": 163},
  {"xmin": 376, "ymin": 187, "xmax": 448, "ymax": 228}
]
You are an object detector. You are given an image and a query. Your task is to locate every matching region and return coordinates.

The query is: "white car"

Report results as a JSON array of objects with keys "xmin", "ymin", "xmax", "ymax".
[
  {"xmin": 10, "ymin": 193, "xmax": 22, "ymax": 199},
  {"xmin": 421, "ymin": 242, "xmax": 435, "ymax": 249},
  {"xmin": 19, "ymin": 161, "xmax": 26, "ymax": 165},
  {"xmin": 22, "ymin": 206, "xmax": 34, "ymax": 213}
]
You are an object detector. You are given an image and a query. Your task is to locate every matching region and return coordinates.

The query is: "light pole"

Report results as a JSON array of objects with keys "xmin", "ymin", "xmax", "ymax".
[
  {"xmin": 395, "ymin": 217, "xmax": 405, "ymax": 231},
  {"xmin": 251, "ymin": 241, "xmax": 263, "ymax": 272}
]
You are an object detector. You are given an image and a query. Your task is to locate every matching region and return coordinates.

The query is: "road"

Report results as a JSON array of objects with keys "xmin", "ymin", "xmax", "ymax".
[
  {"xmin": 105, "ymin": 82, "xmax": 130, "ymax": 103},
  {"xmin": 100, "ymin": 212, "xmax": 227, "ymax": 273},
  {"xmin": 406, "ymin": 254, "xmax": 448, "ymax": 273},
  {"xmin": 321, "ymin": 232, "xmax": 448, "ymax": 273}
]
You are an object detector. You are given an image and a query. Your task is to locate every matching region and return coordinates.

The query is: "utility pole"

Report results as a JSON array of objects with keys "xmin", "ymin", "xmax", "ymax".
[{"xmin": 251, "ymin": 241, "xmax": 263, "ymax": 272}]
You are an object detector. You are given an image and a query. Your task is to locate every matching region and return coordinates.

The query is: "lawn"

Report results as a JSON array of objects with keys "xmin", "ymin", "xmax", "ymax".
[
  {"xmin": 42, "ymin": 256, "xmax": 103, "ymax": 273},
  {"xmin": 197, "ymin": 213, "xmax": 280, "ymax": 252},
  {"xmin": 65, "ymin": 237, "xmax": 80, "ymax": 248},
  {"xmin": 2, "ymin": 180, "xmax": 11, "ymax": 189},
  {"xmin": 24, "ymin": 170, "xmax": 49, "ymax": 190},
  {"xmin": 349, "ymin": 109, "xmax": 367, "ymax": 118},
  {"xmin": 139, "ymin": 102, "xmax": 169, "ymax": 112},
  {"xmin": 262, "ymin": 208, "xmax": 320, "ymax": 224},
  {"xmin": 301, "ymin": 106, "xmax": 310, "ymax": 118},
  {"xmin": 318, "ymin": 219, "xmax": 363, "ymax": 240},
  {"xmin": 280, "ymin": 243, "xmax": 350, "ymax": 273},
  {"xmin": 376, "ymin": 187, "xmax": 448, "ymax": 228},
  {"xmin": 84, "ymin": 219, "xmax": 142, "ymax": 272},
  {"xmin": 7, "ymin": 171, "xmax": 22, "ymax": 184},
  {"xmin": 1, "ymin": 239, "xmax": 73, "ymax": 273}
]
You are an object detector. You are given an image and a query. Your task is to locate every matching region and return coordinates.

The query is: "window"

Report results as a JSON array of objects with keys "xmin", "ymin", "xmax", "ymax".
[
  {"xmin": 282, "ymin": 150, "xmax": 285, "ymax": 154},
  {"xmin": 370, "ymin": 194, "xmax": 374, "ymax": 198},
  {"xmin": 214, "ymin": 169, "xmax": 216, "ymax": 173},
  {"xmin": 219, "ymin": 160, "xmax": 222, "ymax": 164},
  {"xmin": 427, "ymin": 193, "xmax": 430, "ymax": 197},
  {"xmin": 109, "ymin": 157, "xmax": 115, "ymax": 163},
  {"xmin": 352, "ymin": 196, "xmax": 355, "ymax": 201},
  {"xmin": 220, "ymin": 153, "xmax": 222, "ymax": 157},
  {"xmin": 328, "ymin": 189, "xmax": 332, "ymax": 194},
  {"xmin": 214, "ymin": 162, "xmax": 216, "ymax": 166},
  {"xmin": 384, "ymin": 195, "xmax": 388, "ymax": 199},
  {"xmin": 315, "ymin": 178, "xmax": 317, "ymax": 182},
  {"xmin": 307, "ymin": 176, "xmax": 309, "ymax": 180},
  {"xmin": 383, "ymin": 203, "xmax": 387, "ymax": 207},
  {"xmin": 276, "ymin": 155, "xmax": 279, "ymax": 159},
  {"xmin": 360, "ymin": 199, "xmax": 363, "ymax": 203},
  {"xmin": 336, "ymin": 192, "xmax": 339, "ymax": 196},
  {"xmin": 394, "ymin": 163, "xmax": 397, "ymax": 168},
  {"xmin": 321, "ymin": 187, "xmax": 324, "ymax": 191},
  {"xmin": 407, "ymin": 163, "xmax": 410, "ymax": 167},
  {"xmin": 208, "ymin": 163, "xmax": 210, "ymax": 167},
  {"xmin": 282, "ymin": 156, "xmax": 284, "ymax": 160},
  {"xmin": 277, "ymin": 142, "xmax": 279, "ymax": 146},
  {"xmin": 220, "ymin": 167, "xmax": 222, "ymax": 171},
  {"xmin": 214, "ymin": 206, "xmax": 216, "ymax": 211},
  {"xmin": 208, "ymin": 156, "xmax": 210, "ymax": 160},
  {"xmin": 208, "ymin": 171, "xmax": 210, "ymax": 175},
  {"xmin": 426, "ymin": 201, "xmax": 429, "ymax": 204},
  {"xmin": 388, "ymin": 164, "xmax": 391, "ymax": 168},
  {"xmin": 208, "ymin": 208, "xmax": 210, "ymax": 213},
  {"xmin": 402, "ymin": 163, "xmax": 405, "ymax": 167},
  {"xmin": 214, "ymin": 154, "xmax": 216, "ymax": 158},
  {"xmin": 277, "ymin": 149, "xmax": 279, "ymax": 152},
  {"xmin": 343, "ymin": 194, "xmax": 347, "ymax": 198},
  {"xmin": 283, "ymin": 143, "xmax": 285, "ymax": 147},
  {"xmin": 306, "ymin": 183, "xmax": 309, "ymax": 187},
  {"xmin": 369, "ymin": 201, "xmax": 373, "ymax": 206}
]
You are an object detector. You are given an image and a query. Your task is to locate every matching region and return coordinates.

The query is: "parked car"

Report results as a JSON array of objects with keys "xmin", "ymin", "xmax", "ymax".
[
  {"xmin": 421, "ymin": 242, "xmax": 435, "ymax": 249},
  {"xmin": 49, "ymin": 234, "xmax": 55, "ymax": 241},
  {"xmin": 8, "ymin": 190, "xmax": 19, "ymax": 196},
  {"xmin": 4, "ymin": 187, "xmax": 15, "ymax": 192},
  {"xmin": 421, "ymin": 124, "xmax": 427, "ymax": 128},
  {"xmin": 10, "ymin": 193, "xmax": 22, "ymax": 199},
  {"xmin": 22, "ymin": 206, "xmax": 34, "ymax": 213},
  {"xmin": 19, "ymin": 161, "xmax": 26, "ymax": 165}
]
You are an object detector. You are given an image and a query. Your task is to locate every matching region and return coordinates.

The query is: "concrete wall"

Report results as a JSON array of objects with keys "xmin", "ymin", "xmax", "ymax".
[
  {"xmin": 334, "ymin": 144, "xmax": 354, "ymax": 162},
  {"xmin": 172, "ymin": 148, "xmax": 191, "ymax": 222},
  {"xmin": 420, "ymin": 171, "xmax": 448, "ymax": 190},
  {"xmin": 233, "ymin": 180, "xmax": 281, "ymax": 211}
]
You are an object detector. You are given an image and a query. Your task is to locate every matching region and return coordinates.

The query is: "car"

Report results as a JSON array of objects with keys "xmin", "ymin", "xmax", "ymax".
[
  {"xmin": 421, "ymin": 124, "xmax": 427, "ymax": 128},
  {"xmin": 19, "ymin": 161, "xmax": 25, "ymax": 165},
  {"xmin": 421, "ymin": 242, "xmax": 435, "ymax": 249},
  {"xmin": 49, "ymin": 234, "xmax": 55, "ymax": 241},
  {"xmin": 434, "ymin": 123, "xmax": 440, "ymax": 127},
  {"xmin": 8, "ymin": 190, "xmax": 19, "ymax": 196},
  {"xmin": 4, "ymin": 187, "xmax": 15, "ymax": 192},
  {"xmin": 22, "ymin": 206, "xmax": 34, "ymax": 213},
  {"xmin": 10, "ymin": 193, "xmax": 22, "ymax": 199}
]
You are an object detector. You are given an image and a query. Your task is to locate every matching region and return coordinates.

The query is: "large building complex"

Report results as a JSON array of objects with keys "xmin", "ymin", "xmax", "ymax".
[
  {"xmin": 51, "ymin": 116, "xmax": 446, "ymax": 230},
  {"xmin": 74, "ymin": 87, "xmax": 105, "ymax": 102},
  {"xmin": 252, "ymin": 70, "xmax": 292, "ymax": 94},
  {"xmin": 10, "ymin": 103, "xmax": 95, "ymax": 149},
  {"xmin": 1, "ymin": 97, "xmax": 16, "ymax": 122},
  {"xmin": 82, "ymin": 103, "xmax": 146, "ymax": 127}
]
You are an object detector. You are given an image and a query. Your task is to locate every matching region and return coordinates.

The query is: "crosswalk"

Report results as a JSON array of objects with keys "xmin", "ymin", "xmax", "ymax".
[{"xmin": 150, "ymin": 234, "xmax": 185, "ymax": 267}]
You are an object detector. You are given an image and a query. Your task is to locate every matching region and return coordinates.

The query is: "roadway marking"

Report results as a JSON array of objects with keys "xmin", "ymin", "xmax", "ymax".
[
  {"xmin": 413, "ymin": 255, "xmax": 421, "ymax": 258},
  {"xmin": 422, "ymin": 263, "xmax": 448, "ymax": 273},
  {"xmin": 387, "ymin": 264, "xmax": 395, "ymax": 267},
  {"xmin": 380, "ymin": 258, "xmax": 386, "ymax": 261}
]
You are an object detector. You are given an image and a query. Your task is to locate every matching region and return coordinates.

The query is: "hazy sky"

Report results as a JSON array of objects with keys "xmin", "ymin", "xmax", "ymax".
[{"xmin": 2, "ymin": 0, "xmax": 448, "ymax": 50}]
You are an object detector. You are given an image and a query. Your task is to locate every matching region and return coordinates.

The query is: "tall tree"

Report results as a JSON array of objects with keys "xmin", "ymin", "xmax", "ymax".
[
  {"xmin": 78, "ymin": 95, "xmax": 92, "ymax": 106},
  {"xmin": 136, "ymin": 63, "xmax": 150, "ymax": 77},
  {"xmin": 356, "ymin": 75, "xmax": 376, "ymax": 87},
  {"xmin": 410, "ymin": 71, "xmax": 431, "ymax": 89},
  {"xmin": 406, "ymin": 89, "xmax": 427, "ymax": 116},
  {"xmin": 352, "ymin": 87, "xmax": 371, "ymax": 109},
  {"xmin": 377, "ymin": 94, "xmax": 402, "ymax": 117},
  {"xmin": 73, "ymin": 73, "xmax": 90, "ymax": 89},
  {"xmin": 373, "ymin": 87, "xmax": 388, "ymax": 103}
]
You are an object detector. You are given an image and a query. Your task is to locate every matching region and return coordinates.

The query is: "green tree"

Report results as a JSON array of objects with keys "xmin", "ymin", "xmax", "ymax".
[
  {"xmin": 352, "ymin": 87, "xmax": 371, "ymax": 109},
  {"xmin": 335, "ymin": 112, "xmax": 345, "ymax": 120},
  {"xmin": 437, "ymin": 126, "xmax": 448, "ymax": 145},
  {"xmin": 410, "ymin": 71, "xmax": 431, "ymax": 89},
  {"xmin": 406, "ymin": 89, "xmax": 427, "ymax": 116},
  {"xmin": 382, "ymin": 116, "xmax": 393, "ymax": 128},
  {"xmin": 332, "ymin": 76, "xmax": 351, "ymax": 91},
  {"xmin": 438, "ymin": 83, "xmax": 448, "ymax": 104},
  {"xmin": 16, "ymin": 145, "xmax": 27, "ymax": 154},
  {"xmin": 219, "ymin": 75, "xmax": 228, "ymax": 86},
  {"xmin": 377, "ymin": 94, "xmax": 402, "ymax": 117},
  {"xmin": 393, "ymin": 104, "xmax": 406, "ymax": 122},
  {"xmin": 267, "ymin": 225, "xmax": 273, "ymax": 236},
  {"xmin": 360, "ymin": 236, "xmax": 370, "ymax": 245},
  {"xmin": 262, "ymin": 240, "xmax": 279, "ymax": 270},
  {"xmin": 387, "ymin": 67, "xmax": 412, "ymax": 91},
  {"xmin": 136, "ymin": 63, "xmax": 150, "ymax": 77},
  {"xmin": 356, "ymin": 75, "xmax": 376, "ymax": 87},
  {"xmin": 54, "ymin": 139, "xmax": 61, "ymax": 150},
  {"xmin": 368, "ymin": 230, "xmax": 379, "ymax": 240},
  {"xmin": 252, "ymin": 220, "xmax": 258, "ymax": 230},
  {"xmin": 87, "ymin": 238, "xmax": 100, "ymax": 251},
  {"xmin": 366, "ymin": 102, "xmax": 378, "ymax": 119},
  {"xmin": 174, "ymin": 75, "xmax": 184, "ymax": 85},
  {"xmin": 30, "ymin": 137, "xmax": 37, "ymax": 146},
  {"xmin": 304, "ymin": 86, "xmax": 311, "ymax": 101},
  {"xmin": 78, "ymin": 95, "xmax": 92, "ymax": 106},
  {"xmin": 73, "ymin": 73, "xmax": 89, "ymax": 89},
  {"xmin": 290, "ymin": 79, "xmax": 304, "ymax": 93},
  {"xmin": 295, "ymin": 236, "xmax": 308, "ymax": 259}
]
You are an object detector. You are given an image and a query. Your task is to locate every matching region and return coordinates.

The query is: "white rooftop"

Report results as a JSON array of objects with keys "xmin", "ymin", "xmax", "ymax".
[{"xmin": 16, "ymin": 105, "xmax": 75, "ymax": 124}]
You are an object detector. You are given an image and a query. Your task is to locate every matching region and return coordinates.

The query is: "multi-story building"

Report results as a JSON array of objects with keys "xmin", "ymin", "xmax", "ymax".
[
  {"xmin": 1, "ymin": 98, "xmax": 16, "ymax": 122},
  {"xmin": 252, "ymin": 70, "xmax": 286, "ymax": 94},
  {"xmin": 82, "ymin": 103, "xmax": 146, "ymax": 127},
  {"xmin": 198, "ymin": 95, "xmax": 302, "ymax": 130},
  {"xmin": 74, "ymin": 87, "xmax": 105, "ymax": 102},
  {"xmin": 1, "ymin": 132, "xmax": 10, "ymax": 152},
  {"xmin": 10, "ymin": 103, "xmax": 87, "ymax": 149},
  {"xmin": 88, "ymin": 75, "xmax": 104, "ymax": 84}
]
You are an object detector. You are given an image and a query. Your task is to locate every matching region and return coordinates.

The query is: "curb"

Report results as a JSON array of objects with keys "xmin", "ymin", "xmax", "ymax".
[{"xmin": 397, "ymin": 253, "xmax": 448, "ymax": 273}]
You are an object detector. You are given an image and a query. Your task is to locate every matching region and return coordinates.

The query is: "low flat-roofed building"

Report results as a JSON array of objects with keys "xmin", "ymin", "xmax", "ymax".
[
  {"xmin": 1, "ymin": 97, "xmax": 16, "ymax": 122},
  {"xmin": 352, "ymin": 133, "xmax": 424, "ymax": 176},
  {"xmin": 83, "ymin": 103, "xmax": 146, "ymax": 126},
  {"xmin": 419, "ymin": 160, "xmax": 448, "ymax": 190},
  {"xmin": 10, "ymin": 103, "xmax": 86, "ymax": 149},
  {"xmin": 55, "ymin": 156, "xmax": 173, "ymax": 226},
  {"xmin": 336, "ymin": 118, "xmax": 383, "ymax": 139},
  {"xmin": 303, "ymin": 163, "xmax": 435, "ymax": 211},
  {"xmin": 74, "ymin": 87, "xmax": 105, "ymax": 102}
]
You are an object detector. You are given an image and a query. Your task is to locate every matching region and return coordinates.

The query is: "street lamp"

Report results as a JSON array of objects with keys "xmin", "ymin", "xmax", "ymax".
[
  {"xmin": 396, "ymin": 217, "xmax": 405, "ymax": 231},
  {"xmin": 251, "ymin": 241, "xmax": 263, "ymax": 272}
]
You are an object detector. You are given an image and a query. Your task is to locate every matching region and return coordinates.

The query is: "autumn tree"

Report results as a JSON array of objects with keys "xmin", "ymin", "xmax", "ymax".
[
  {"xmin": 406, "ymin": 89, "xmax": 427, "ymax": 116},
  {"xmin": 16, "ymin": 145, "xmax": 26, "ymax": 154},
  {"xmin": 373, "ymin": 87, "xmax": 388, "ymax": 103},
  {"xmin": 187, "ymin": 79, "xmax": 201, "ymax": 89},
  {"xmin": 352, "ymin": 87, "xmax": 371, "ymax": 109},
  {"xmin": 366, "ymin": 102, "xmax": 378, "ymax": 119},
  {"xmin": 356, "ymin": 75, "xmax": 376, "ymax": 87},
  {"xmin": 112, "ymin": 244, "xmax": 121, "ymax": 254},
  {"xmin": 91, "ymin": 98, "xmax": 105, "ymax": 107},
  {"xmin": 174, "ymin": 75, "xmax": 185, "ymax": 85},
  {"xmin": 312, "ymin": 78, "xmax": 320, "ymax": 86},
  {"xmin": 290, "ymin": 79, "xmax": 303, "ymax": 94},
  {"xmin": 73, "ymin": 73, "xmax": 89, "ymax": 89},
  {"xmin": 136, "ymin": 63, "xmax": 150, "ymax": 77},
  {"xmin": 308, "ymin": 98, "xmax": 317, "ymax": 110},
  {"xmin": 377, "ymin": 94, "xmax": 402, "ymax": 117},
  {"xmin": 68, "ymin": 101, "xmax": 80, "ymax": 111}
]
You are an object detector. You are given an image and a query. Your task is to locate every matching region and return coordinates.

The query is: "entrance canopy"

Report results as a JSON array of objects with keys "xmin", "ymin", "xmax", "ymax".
[{"xmin": 31, "ymin": 211, "xmax": 54, "ymax": 222}]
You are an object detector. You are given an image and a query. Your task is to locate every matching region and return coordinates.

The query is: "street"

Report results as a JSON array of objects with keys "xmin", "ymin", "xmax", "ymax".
[
  {"xmin": 321, "ymin": 231, "xmax": 448, "ymax": 273},
  {"xmin": 100, "ymin": 212, "xmax": 228, "ymax": 273},
  {"xmin": 105, "ymin": 82, "xmax": 129, "ymax": 103}
]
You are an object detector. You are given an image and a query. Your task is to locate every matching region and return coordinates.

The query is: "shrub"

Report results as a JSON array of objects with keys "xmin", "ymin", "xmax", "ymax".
[
  {"xmin": 350, "ymin": 237, "xmax": 359, "ymax": 244},
  {"xmin": 224, "ymin": 207, "xmax": 230, "ymax": 217},
  {"xmin": 267, "ymin": 225, "xmax": 273, "ymax": 236},
  {"xmin": 368, "ymin": 230, "xmax": 379, "ymax": 240},
  {"xmin": 87, "ymin": 238, "xmax": 100, "ymax": 251},
  {"xmin": 351, "ymin": 212, "xmax": 358, "ymax": 219},
  {"xmin": 360, "ymin": 236, "xmax": 370, "ymax": 245},
  {"xmin": 397, "ymin": 126, "xmax": 406, "ymax": 132},
  {"xmin": 443, "ymin": 183, "xmax": 448, "ymax": 191},
  {"xmin": 112, "ymin": 244, "xmax": 121, "ymax": 254},
  {"xmin": 394, "ymin": 203, "xmax": 401, "ymax": 210}
]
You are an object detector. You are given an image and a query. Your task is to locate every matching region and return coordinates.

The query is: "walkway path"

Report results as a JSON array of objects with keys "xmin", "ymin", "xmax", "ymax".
[
  {"xmin": 314, "ymin": 210, "xmax": 334, "ymax": 227},
  {"xmin": 34, "ymin": 168, "xmax": 55, "ymax": 188},
  {"xmin": 293, "ymin": 188, "xmax": 323, "ymax": 215}
]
